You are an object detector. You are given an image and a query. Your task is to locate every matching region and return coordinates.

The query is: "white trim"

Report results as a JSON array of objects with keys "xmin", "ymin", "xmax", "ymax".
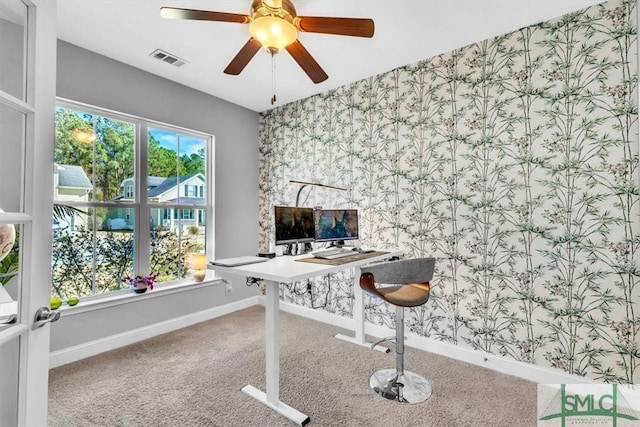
[
  {"xmin": 55, "ymin": 277, "xmax": 225, "ymax": 315},
  {"xmin": 0, "ymin": 89, "xmax": 35, "ymax": 113},
  {"xmin": 50, "ymin": 292, "xmax": 597, "ymax": 385},
  {"xmin": 49, "ymin": 296, "xmax": 260, "ymax": 368},
  {"xmin": 270, "ymin": 298, "xmax": 596, "ymax": 385}
]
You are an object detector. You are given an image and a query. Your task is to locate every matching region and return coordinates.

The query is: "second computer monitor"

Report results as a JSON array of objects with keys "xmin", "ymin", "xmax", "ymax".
[
  {"xmin": 314, "ymin": 209, "xmax": 359, "ymax": 244},
  {"xmin": 274, "ymin": 206, "xmax": 315, "ymax": 245}
]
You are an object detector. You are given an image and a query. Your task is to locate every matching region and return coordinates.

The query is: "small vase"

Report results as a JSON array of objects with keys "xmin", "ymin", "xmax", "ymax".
[{"xmin": 133, "ymin": 285, "xmax": 147, "ymax": 294}]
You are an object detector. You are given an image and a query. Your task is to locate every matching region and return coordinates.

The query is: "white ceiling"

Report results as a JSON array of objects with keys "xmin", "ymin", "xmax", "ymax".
[{"xmin": 56, "ymin": 0, "xmax": 603, "ymax": 113}]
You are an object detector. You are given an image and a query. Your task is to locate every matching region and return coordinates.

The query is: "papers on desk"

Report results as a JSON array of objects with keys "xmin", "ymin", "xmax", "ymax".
[{"xmin": 210, "ymin": 256, "xmax": 269, "ymax": 267}]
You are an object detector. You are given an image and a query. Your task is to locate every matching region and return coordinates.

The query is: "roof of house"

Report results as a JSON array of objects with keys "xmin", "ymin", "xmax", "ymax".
[
  {"xmin": 121, "ymin": 176, "xmax": 166, "ymax": 187},
  {"xmin": 57, "ymin": 164, "xmax": 92, "ymax": 189},
  {"xmin": 115, "ymin": 173, "xmax": 205, "ymax": 200},
  {"xmin": 147, "ymin": 173, "xmax": 204, "ymax": 198},
  {"xmin": 148, "ymin": 176, "xmax": 166, "ymax": 187}
]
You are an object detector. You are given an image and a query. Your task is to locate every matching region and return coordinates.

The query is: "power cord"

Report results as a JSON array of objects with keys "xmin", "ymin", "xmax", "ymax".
[
  {"xmin": 246, "ymin": 277, "xmax": 261, "ymax": 287},
  {"xmin": 310, "ymin": 274, "xmax": 331, "ymax": 310},
  {"xmin": 286, "ymin": 280, "xmax": 311, "ymax": 296}
]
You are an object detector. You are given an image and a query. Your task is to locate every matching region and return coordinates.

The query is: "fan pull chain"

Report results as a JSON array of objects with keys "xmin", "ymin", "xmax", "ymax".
[{"xmin": 271, "ymin": 51, "xmax": 277, "ymax": 105}]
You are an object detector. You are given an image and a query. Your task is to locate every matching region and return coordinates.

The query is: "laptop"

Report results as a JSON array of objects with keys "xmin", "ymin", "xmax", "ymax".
[{"xmin": 210, "ymin": 256, "xmax": 269, "ymax": 267}]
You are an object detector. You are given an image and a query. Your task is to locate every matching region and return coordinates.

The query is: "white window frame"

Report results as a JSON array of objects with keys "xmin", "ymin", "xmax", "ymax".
[{"xmin": 54, "ymin": 98, "xmax": 214, "ymax": 294}]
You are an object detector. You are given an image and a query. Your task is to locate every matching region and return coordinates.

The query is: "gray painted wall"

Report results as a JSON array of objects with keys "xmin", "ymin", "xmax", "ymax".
[{"xmin": 50, "ymin": 41, "xmax": 260, "ymax": 353}]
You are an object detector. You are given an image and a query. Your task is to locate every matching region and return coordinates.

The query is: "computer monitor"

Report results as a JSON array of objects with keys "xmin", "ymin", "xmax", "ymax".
[
  {"xmin": 314, "ymin": 209, "xmax": 359, "ymax": 245},
  {"xmin": 274, "ymin": 206, "xmax": 315, "ymax": 245}
]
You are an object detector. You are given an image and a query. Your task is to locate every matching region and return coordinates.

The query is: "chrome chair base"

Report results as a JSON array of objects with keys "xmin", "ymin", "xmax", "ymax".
[
  {"xmin": 370, "ymin": 335, "xmax": 395, "ymax": 353},
  {"xmin": 369, "ymin": 368, "xmax": 433, "ymax": 404}
]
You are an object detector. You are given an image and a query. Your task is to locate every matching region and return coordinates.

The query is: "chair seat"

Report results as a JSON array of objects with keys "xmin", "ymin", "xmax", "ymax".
[{"xmin": 377, "ymin": 283, "xmax": 430, "ymax": 307}]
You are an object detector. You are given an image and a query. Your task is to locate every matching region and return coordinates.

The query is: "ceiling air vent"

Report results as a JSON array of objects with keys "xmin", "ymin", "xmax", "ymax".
[{"xmin": 150, "ymin": 49, "xmax": 188, "ymax": 68}]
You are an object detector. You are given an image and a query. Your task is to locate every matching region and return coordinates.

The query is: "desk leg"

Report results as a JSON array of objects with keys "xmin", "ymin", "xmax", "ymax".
[
  {"xmin": 334, "ymin": 266, "xmax": 387, "ymax": 353},
  {"xmin": 242, "ymin": 280, "xmax": 310, "ymax": 426}
]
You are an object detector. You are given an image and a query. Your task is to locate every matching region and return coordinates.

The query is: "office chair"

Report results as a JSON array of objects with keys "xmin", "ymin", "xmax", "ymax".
[{"xmin": 360, "ymin": 257, "xmax": 435, "ymax": 403}]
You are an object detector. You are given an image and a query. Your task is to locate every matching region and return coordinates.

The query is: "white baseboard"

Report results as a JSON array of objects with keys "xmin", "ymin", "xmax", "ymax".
[
  {"xmin": 49, "ymin": 296, "xmax": 260, "ymax": 369},
  {"xmin": 268, "ymin": 297, "xmax": 595, "ymax": 385},
  {"xmin": 52, "ymin": 293, "xmax": 595, "ymax": 385}
]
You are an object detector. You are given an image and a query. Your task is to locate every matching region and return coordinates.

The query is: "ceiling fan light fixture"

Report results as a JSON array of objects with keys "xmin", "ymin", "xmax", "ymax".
[{"xmin": 249, "ymin": 16, "xmax": 297, "ymax": 53}]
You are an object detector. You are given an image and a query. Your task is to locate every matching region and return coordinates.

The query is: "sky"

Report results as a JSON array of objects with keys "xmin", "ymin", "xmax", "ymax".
[{"xmin": 149, "ymin": 127, "xmax": 207, "ymax": 156}]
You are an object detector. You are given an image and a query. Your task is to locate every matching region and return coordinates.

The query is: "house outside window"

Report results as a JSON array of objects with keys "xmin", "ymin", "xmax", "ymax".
[
  {"xmin": 185, "ymin": 184, "xmax": 196, "ymax": 197},
  {"xmin": 125, "ymin": 183, "xmax": 134, "ymax": 198},
  {"xmin": 52, "ymin": 100, "xmax": 213, "ymax": 299}
]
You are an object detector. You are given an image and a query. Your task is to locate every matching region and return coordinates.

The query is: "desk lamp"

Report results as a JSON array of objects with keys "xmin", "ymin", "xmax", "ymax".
[
  {"xmin": 191, "ymin": 253, "xmax": 208, "ymax": 282},
  {"xmin": 289, "ymin": 180, "xmax": 346, "ymax": 207},
  {"xmin": 289, "ymin": 180, "xmax": 347, "ymax": 254}
]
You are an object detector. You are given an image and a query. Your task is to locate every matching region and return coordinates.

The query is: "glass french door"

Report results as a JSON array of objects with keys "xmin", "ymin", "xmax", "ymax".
[{"xmin": 0, "ymin": 0, "xmax": 57, "ymax": 426}]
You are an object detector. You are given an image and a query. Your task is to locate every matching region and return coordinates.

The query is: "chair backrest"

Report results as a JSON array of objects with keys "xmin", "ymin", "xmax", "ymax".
[{"xmin": 360, "ymin": 257, "xmax": 435, "ymax": 285}]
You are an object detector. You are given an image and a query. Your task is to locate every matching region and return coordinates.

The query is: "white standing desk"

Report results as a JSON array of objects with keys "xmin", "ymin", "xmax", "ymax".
[{"xmin": 210, "ymin": 250, "xmax": 401, "ymax": 425}]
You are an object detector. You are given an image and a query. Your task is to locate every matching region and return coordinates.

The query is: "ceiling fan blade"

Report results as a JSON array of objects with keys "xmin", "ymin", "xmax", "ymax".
[
  {"xmin": 224, "ymin": 39, "xmax": 262, "ymax": 75},
  {"xmin": 285, "ymin": 40, "xmax": 328, "ymax": 84},
  {"xmin": 160, "ymin": 7, "xmax": 250, "ymax": 24},
  {"xmin": 296, "ymin": 16, "xmax": 374, "ymax": 38}
]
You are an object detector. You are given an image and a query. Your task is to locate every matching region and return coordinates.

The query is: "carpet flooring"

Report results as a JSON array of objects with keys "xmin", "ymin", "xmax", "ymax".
[{"xmin": 48, "ymin": 305, "xmax": 537, "ymax": 426}]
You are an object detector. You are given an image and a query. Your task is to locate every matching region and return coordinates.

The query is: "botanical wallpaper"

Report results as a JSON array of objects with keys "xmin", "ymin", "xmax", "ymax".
[{"xmin": 257, "ymin": 0, "xmax": 639, "ymax": 383}]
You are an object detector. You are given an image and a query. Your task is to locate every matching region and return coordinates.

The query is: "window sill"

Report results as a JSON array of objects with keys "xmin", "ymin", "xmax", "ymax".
[{"xmin": 55, "ymin": 276, "xmax": 224, "ymax": 317}]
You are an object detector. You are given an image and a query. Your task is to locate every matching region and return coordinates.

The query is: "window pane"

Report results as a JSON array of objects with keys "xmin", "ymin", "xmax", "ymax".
[
  {"xmin": 54, "ymin": 108, "xmax": 135, "ymax": 203},
  {"xmin": 54, "ymin": 108, "xmax": 95, "ymax": 201},
  {"xmin": 0, "ymin": 103, "xmax": 24, "ymax": 212},
  {"xmin": 97, "ymin": 208, "xmax": 135, "ymax": 294},
  {"xmin": 52, "ymin": 102, "xmax": 212, "ymax": 298},
  {"xmin": 150, "ymin": 208, "xmax": 205, "ymax": 282},
  {"xmin": 148, "ymin": 128, "xmax": 206, "ymax": 205},
  {"xmin": 52, "ymin": 208, "xmax": 135, "ymax": 298},
  {"xmin": 95, "ymin": 117, "xmax": 134, "ymax": 202},
  {"xmin": 0, "ymin": 0, "xmax": 27, "ymax": 101}
]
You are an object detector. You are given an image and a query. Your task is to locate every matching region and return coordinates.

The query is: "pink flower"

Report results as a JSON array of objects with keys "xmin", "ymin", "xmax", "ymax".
[{"xmin": 121, "ymin": 275, "xmax": 156, "ymax": 290}]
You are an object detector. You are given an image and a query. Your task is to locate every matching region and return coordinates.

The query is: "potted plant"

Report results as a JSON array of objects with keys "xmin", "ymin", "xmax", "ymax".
[{"xmin": 121, "ymin": 274, "xmax": 156, "ymax": 294}]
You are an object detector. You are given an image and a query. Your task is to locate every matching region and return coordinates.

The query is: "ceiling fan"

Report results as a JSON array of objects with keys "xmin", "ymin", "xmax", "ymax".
[{"xmin": 160, "ymin": 0, "xmax": 375, "ymax": 84}]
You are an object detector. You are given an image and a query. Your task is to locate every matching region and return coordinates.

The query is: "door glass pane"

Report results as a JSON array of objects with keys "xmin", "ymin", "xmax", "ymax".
[
  {"xmin": 0, "ymin": 223, "xmax": 20, "ymax": 328},
  {"xmin": 0, "ymin": 102, "xmax": 25, "ymax": 212},
  {"xmin": 0, "ymin": 334, "xmax": 20, "ymax": 426},
  {"xmin": 0, "ymin": 0, "xmax": 27, "ymax": 100}
]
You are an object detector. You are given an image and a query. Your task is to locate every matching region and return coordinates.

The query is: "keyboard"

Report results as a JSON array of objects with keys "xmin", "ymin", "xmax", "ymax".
[{"xmin": 312, "ymin": 248, "xmax": 355, "ymax": 259}]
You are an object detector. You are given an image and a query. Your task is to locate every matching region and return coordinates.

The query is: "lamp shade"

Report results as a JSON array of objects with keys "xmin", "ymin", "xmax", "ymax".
[
  {"xmin": 192, "ymin": 254, "xmax": 207, "ymax": 270},
  {"xmin": 191, "ymin": 254, "xmax": 207, "ymax": 282},
  {"xmin": 249, "ymin": 16, "xmax": 297, "ymax": 53}
]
